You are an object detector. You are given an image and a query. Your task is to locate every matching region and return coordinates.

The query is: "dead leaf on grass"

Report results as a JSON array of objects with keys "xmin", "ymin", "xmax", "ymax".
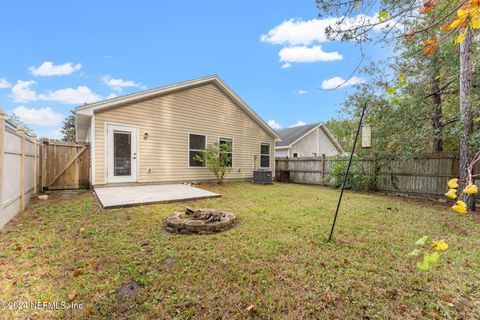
[
  {"xmin": 439, "ymin": 294, "xmax": 453, "ymax": 303},
  {"xmin": 322, "ymin": 291, "xmax": 333, "ymax": 303},
  {"xmin": 68, "ymin": 290, "xmax": 77, "ymax": 301},
  {"xmin": 11, "ymin": 279, "xmax": 17, "ymax": 287},
  {"xmin": 246, "ymin": 304, "xmax": 256, "ymax": 312},
  {"xmin": 432, "ymin": 309, "xmax": 441, "ymax": 320},
  {"xmin": 83, "ymin": 306, "xmax": 94, "ymax": 316},
  {"xmin": 72, "ymin": 269, "xmax": 83, "ymax": 278},
  {"xmin": 15, "ymin": 245, "xmax": 22, "ymax": 251}
]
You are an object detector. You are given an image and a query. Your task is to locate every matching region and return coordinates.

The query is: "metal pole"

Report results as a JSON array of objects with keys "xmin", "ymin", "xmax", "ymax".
[{"xmin": 328, "ymin": 103, "xmax": 367, "ymax": 242}]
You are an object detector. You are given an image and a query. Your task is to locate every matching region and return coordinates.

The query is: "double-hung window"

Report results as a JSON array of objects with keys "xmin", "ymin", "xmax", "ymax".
[
  {"xmin": 260, "ymin": 143, "xmax": 270, "ymax": 168},
  {"xmin": 189, "ymin": 134, "xmax": 206, "ymax": 167},
  {"xmin": 219, "ymin": 138, "xmax": 233, "ymax": 167}
]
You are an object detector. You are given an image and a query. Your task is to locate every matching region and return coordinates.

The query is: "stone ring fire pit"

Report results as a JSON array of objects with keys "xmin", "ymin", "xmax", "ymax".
[{"xmin": 165, "ymin": 207, "xmax": 237, "ymax": 234}]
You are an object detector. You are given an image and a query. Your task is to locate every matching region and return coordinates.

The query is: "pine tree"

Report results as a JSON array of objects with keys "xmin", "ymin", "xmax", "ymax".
[{"xmin": 61, "ymin": 110, "xmax": 76, "ymax": 142}]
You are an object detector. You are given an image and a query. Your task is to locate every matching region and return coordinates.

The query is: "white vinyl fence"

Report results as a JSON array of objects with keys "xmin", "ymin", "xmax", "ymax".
[{"xmin": 0, "ymin": 109, "xmax": 40, "ymax": 228}]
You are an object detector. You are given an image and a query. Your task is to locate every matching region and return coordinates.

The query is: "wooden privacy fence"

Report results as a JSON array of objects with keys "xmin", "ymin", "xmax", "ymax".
[
  {"xmin": 40, "ymin": 139, "xmax": 90, "ymax": 191},
  {"xmin": 0, "ymin": 110, "xmax": 41, "ymax": 228},
  {"xmin": 276, "ymin": 154, "xmax": 479, "ymax": 200}
]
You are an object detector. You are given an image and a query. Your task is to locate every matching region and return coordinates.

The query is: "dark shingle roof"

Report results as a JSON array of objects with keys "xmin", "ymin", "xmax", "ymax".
[{"xmin": 276, "ymin": 122, "xmax": 321, "ymax": 147}]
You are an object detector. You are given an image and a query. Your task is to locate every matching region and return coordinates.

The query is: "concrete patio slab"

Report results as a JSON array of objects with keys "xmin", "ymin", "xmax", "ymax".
[{"xmin": 94, "ymin": 184, "xmax": 221, "ymax": 209}]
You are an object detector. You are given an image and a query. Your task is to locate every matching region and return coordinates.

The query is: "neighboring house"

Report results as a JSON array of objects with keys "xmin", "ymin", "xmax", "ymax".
[
  {"xmin": 75, "ymin": 75, "xmax": 280, "ymax": 186},
  {"xmin": 275, "ymin": 123, "xmax": 343, "ymax": 158}
]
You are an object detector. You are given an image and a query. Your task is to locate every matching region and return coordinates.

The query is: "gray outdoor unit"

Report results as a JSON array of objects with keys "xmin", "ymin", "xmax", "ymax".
[{"xmin": 253, "ymin": 169, "xmax": 273, "ymax": 184}]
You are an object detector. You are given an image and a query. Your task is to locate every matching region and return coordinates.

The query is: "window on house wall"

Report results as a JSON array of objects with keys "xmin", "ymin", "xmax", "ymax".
[
  {"xmin": 189, "ymin": 134, "xmax": 206, "ymax": 167},
  {"xmin": 260, "ymin": 143, "xmax": 270, "ymax": 168},
  {"xmin": 219, "ymin": 138, "xmax": 233, "ymax": 167},
  {"xmin": 293, "ymin": 153, "xmax": 298, "ymax": 158}
]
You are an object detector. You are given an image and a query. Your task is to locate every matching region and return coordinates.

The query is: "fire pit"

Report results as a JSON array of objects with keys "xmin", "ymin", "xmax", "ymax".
[{"xmin": 165, "ymin": 207, "xmax": 237, "ymax": 234}]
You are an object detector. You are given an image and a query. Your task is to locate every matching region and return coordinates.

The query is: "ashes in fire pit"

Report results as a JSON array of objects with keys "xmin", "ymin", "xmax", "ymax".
[{"xmin": 165, "ymin": 207, "xmax": 237, "ymax": 234}]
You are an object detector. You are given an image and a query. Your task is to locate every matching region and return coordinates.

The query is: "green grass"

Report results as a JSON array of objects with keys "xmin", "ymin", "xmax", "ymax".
[{"xmin": 0, "ymin": 182, "xmax": 479, "ymax": 319}]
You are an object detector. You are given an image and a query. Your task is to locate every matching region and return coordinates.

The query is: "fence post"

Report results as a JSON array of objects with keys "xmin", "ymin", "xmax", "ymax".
[
  {"xmin": 18, "ymin": 126, "xmax": 26, "ymax": 211},
  {"xmin": 41, "ymin": 140, "xmax": 47, "ymax": 191},
  {"xmin": 32, "ymin": 134, "xmax": 37, "ymax": 194},
  {"xmin": 0, "ymin": 109, "xmax": 4, "ymax": 215},
  {"xmin": 321, "ymin": 154, "xmax": 326, "ymax": 185}
]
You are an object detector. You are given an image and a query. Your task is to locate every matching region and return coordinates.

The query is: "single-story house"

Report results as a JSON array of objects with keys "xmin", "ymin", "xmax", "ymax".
[
  {"xmin": 75, "ymin": 75, "xmax": 280, "ymax": 186},
  {"xmin": 275, "ymin": 122, "xmax": 343, "ymax": 158}
]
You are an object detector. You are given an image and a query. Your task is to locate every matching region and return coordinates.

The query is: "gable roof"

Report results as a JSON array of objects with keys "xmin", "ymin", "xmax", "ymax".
[
  {"xmin": 75, "ymin": 75, "xmax": 280, "ymax": 139},
  {"xmin": 276, "ymin": 122, "xmax": 344, "ymax": 153},
  {"xmin": 276, "ymin": 123, "xmax": 320, "ymax": 147}
]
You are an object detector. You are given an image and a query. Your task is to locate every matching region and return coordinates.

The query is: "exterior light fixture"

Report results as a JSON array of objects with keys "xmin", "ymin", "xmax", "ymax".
[{"xmin": 144, "ymin": 132, "xmax": 150, "ymax": 140}]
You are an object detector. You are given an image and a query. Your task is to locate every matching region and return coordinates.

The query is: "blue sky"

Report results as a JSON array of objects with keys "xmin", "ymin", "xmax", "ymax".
[{"xmin": 0, "ymin": 0, "xmax": 385, "ymax": 138}]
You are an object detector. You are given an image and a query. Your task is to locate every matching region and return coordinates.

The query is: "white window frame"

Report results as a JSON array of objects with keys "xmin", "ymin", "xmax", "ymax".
[
  {"xmin": 188, "ymin": 133, "xmax": 207, "ymax": 168},
  {"xmin": 219, "ymin": 137, "xmax": 234, "ymax": 168},
  {"xmin": 260, "ymin": 142, "xmax": 271, "ymax": 168}
]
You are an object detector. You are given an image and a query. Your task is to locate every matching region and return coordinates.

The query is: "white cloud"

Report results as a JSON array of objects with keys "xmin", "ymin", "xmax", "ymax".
[
  {"xmin": 12, "ymin": 80, "xmax": 37, "ymax": 103},
  {"xmin": 320, "ymin": 76, "xmax": 365, "ymax": 90},
  {"xmin": 12, "ymin": 106, "xmax": 64, "ymax": 126},
  {"xmin": 262, "ymin": 15, "xmax": 400, "ymax": 68},
  {"xmin": 296, "ymin": 89, "xmax": 308, "ymax": 95},
  {"xmin": 289, "ymin": 121, "xmax": 307, "ymax": 128},
  {"xmin": 268, "ymin": 120, "xmax": 283, "ymax": 130},
  {"xmin": 261, "ymin": 15, "xmax": 399, "ymax": 46},
  {"xmin": 261, "ymin": 18, "xmax": 340, "ymax": 45},
  {"xmin": 11, "ymin": 80, "xmax": 101, "ymax": 104},
  {"xmin": 29, "ymin": 61, "xmax": 82, "ymax": 76},
  {"xmin": 0, "ymin": 78, "xmax": 11, "ymax": 89},
  {"xmin": 102, "ymin": 75, "xmax": 145, "ymax": 92},
  {"xmin": 279, "ymin": 45, "xmax": 342, "ymax": 63},
  {"xmin": 39, "ymin": 86, "xmax": 101, "ymax": 104}
]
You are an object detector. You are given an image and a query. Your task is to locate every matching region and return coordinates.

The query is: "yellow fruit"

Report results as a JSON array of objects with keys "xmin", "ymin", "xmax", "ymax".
[
  {"xmin": 451, "ymin": 200, "xmax": 468, "ymax": 214},
  {"xmin": 431, "ymin": 240, "xmax": 449, "ymax": 251},
  {"xmin": 447, "ymin": 178, "xmax": 459, "ymax": 189},
  {"xmin": 445, "ymin": 189, "xmax": 457, "ymax": 199},
  {"xmin": 464, "ymin": 182, "xmax": 478, "ymax": 195}
]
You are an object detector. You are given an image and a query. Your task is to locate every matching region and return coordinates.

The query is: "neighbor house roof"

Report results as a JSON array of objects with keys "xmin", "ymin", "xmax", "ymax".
[
  {"xmin": 75, "ymin": 75, "xmax": 280, "ymax": 140},
  {"xmin": 276, "ymin": 123, "xmax": 321, "ymax": 147},
  {"xmin": 276, "ymin": 122, "xmax": 344, "ymax": 153}
]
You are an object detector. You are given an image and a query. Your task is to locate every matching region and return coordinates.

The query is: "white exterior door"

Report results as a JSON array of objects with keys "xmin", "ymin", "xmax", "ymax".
[{"xmin": 107, "ymin": 124, "xmax": 138, "ymax": 183}]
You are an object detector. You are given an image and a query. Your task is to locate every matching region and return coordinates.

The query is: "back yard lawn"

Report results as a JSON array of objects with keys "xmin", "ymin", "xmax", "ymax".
[{"xmin": 0, "ymin": 182, "xmax": 479, "ymax": 319}]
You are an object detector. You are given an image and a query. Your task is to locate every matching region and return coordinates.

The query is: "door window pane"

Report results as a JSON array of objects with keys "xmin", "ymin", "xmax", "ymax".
[{"xmin": 114, "ymin": 132, "xmax": 131, "ymax": 176}]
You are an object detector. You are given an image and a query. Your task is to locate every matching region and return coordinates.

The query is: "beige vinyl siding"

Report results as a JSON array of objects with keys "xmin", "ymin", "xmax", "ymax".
[
  {"xmin": 94, "ymin": 83, "xmax": 274, "ymax": 185},
  {"xmin": 291, "ymin": 127, "xmax": 341, "ymax": 157}
]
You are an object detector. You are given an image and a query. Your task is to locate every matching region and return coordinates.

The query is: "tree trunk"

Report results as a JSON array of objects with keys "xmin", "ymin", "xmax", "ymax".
[
  {"xmin": 459, "ymin": 28, "xmax": 475, "ymax": 211},
  {"xmin": 431, "ymin": 56, "xmax": 443, "ymax": 153}
]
